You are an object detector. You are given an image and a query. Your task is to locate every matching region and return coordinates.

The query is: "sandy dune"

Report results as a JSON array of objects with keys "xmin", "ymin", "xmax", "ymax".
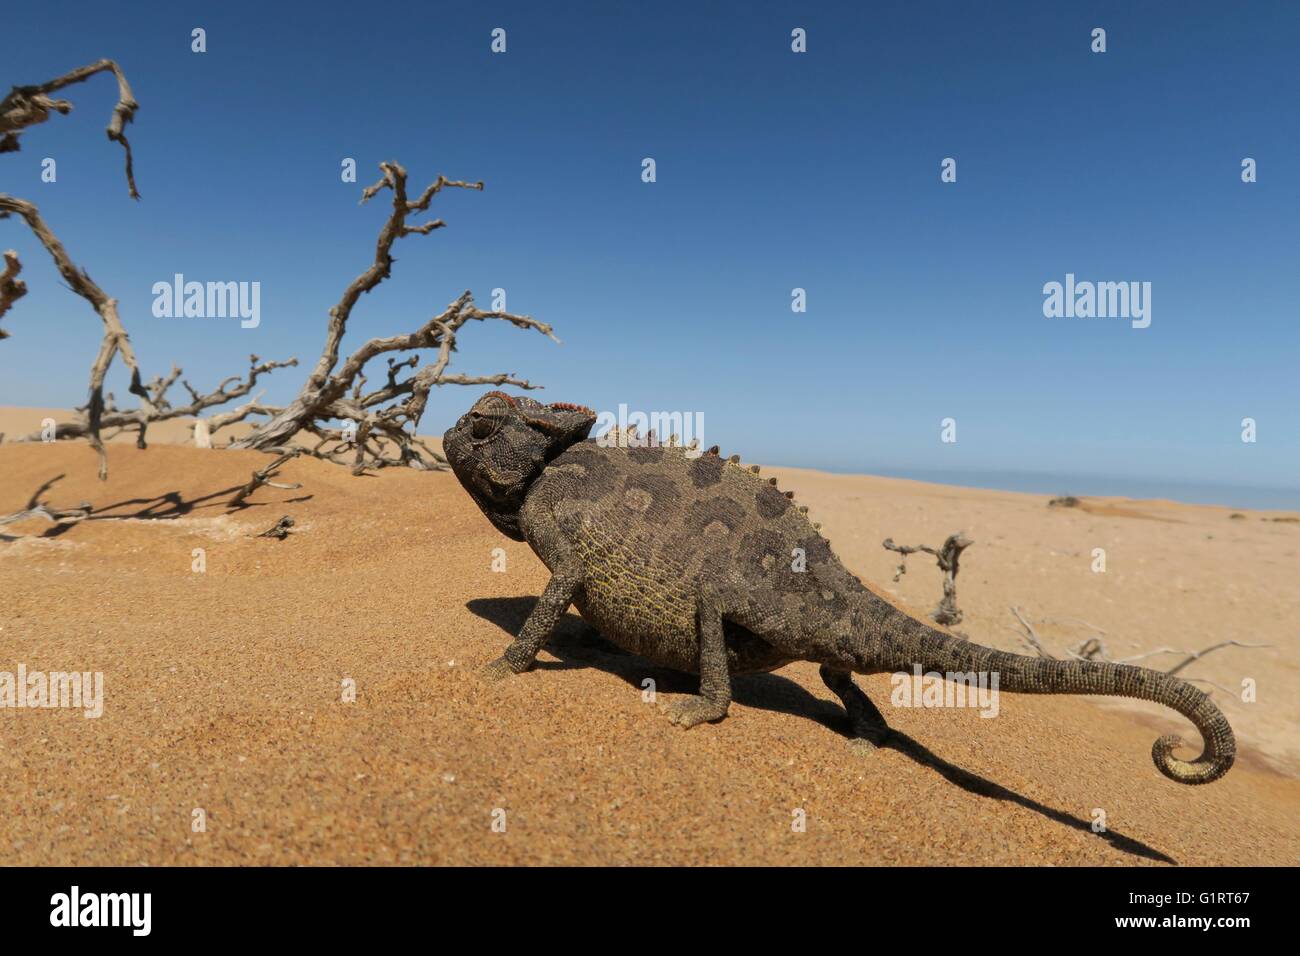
[{"xmin": 0, "ymin": 413, "xmax": 1297, "ymax": 865}]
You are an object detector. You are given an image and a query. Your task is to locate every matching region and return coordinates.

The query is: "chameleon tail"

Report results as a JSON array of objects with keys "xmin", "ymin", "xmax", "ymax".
[{"xmin": 864, "ymin": 601, "xmax": 1235, "ymax": 785}]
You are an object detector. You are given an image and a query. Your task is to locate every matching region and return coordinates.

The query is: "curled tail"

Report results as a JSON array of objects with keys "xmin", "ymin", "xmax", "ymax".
[{"xmin": 863, "ymin": 600, "xmax": 1235, "ymax": 785}]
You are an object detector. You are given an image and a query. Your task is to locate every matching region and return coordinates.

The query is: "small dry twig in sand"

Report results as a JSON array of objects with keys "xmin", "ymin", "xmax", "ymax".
[
  {"xmin": 230, "ymin": 450, "xmax": 302, "ymax": 507},
  {"xmin": 1007, "ymin": 605, "xmax": 1054, "ymax": 659},
  {"xmin": 0, "ymin": 474, "xmax": 91, "ymax": 540},
  {"xmin": 0, "ymin": 249, "xmax": 26, "ymax": 336},
  {"xmin": 1006, "ymin": 606, "xmax": 1117, "ymax": 661},
  {"xmin": 255, "ymin": 515, "xmax": 295, "ymax": 540},
  {"xmin": 1003, "ymin": 605, "xmax": 1272, "ymax": 699},
  {"xmin": 1117, "ymin": 640, "xmax": 1275, "ymax": 677},
  {"xmin": 882, "ymin": 531, "xmax": 973, "ymax": 625},
  {"xmin": 228, "ymin": 162, "xmax": 558, "ymax": 472}
]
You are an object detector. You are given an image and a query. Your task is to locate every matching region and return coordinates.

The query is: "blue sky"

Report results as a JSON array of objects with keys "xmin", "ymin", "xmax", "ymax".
[{"xmin": 2, "ymin": 1, "xmax": 1296, "ymax": 502}]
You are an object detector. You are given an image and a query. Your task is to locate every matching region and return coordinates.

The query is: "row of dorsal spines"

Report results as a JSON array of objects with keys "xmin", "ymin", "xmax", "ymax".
[{"xmin": 602, "ymin": 425, "xmax": 683, "ymax": 448}]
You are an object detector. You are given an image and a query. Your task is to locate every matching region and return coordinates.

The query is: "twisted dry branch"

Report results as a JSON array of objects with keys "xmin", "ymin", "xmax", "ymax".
[
  {"xmin": 3, "ymin": 60, "xmax": 287, "ymax": 479},
  {"xmin": 0, "ymin": 58, "xmax": 140, "ymax": 198},
  {"xmin": 230, "ymin": 449, "xmax": 302, "ymax": 507},
  {"xmin": 0, "ymin": 194, "xmax": 154, "ymax": 478},
  {"xmin": 0, "ymin": 249, "xmax": 24, "ymax": 336},
  {"xmin": 882, "ymin": 531, "xmax": 973, "ymax": 625},
  {"xmin": 229, "ymin": 161, "xmax": 557, "ymax": 472}
]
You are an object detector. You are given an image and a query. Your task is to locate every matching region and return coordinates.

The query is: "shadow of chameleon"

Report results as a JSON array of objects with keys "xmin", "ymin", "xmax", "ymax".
[{"xmin": 466, "ymin": 595, "xmax": 1176, "ymax": 865}]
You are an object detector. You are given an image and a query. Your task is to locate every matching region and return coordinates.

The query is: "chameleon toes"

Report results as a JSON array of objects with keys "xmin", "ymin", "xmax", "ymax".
[
  {"xmin": 847, "ymin": 737, "xmax": 881, "ymax": 756},
  {"xmin": 662, "ymin": 695, "xmax": 728, "ymax": 728},
  {"xmin": 478, "ymin": 657, "xmax": 517, "ymax": 684}
]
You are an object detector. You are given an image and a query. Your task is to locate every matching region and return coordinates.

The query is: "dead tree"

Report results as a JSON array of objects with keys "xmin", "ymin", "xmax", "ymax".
[
  {"xmin": 882, "ymin": 531, "xmax": 973, "ymax": 625},
  {"xmin": 3, "ymin": 63, "xmax": 555, "ymax": 479},
  {"xmin": 1, "ymin": 60, "xmax": 293, "ymax": 478},
  {"xmin": 227, "ymin": 161, "xmax": 558, "ymax": 472}
]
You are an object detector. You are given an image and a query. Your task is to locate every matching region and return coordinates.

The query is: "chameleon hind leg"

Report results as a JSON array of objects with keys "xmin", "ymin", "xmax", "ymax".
[
  {"xmin": 662, "ymin": 586, "xmax": 735, "ymax": 728},
  {"xmin": 819, "ymin": 664, "xmax": 890, "ymax": 751}
]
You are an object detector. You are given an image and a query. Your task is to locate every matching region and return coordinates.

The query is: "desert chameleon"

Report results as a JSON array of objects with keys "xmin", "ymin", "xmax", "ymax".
[{"xmin": 444, "ymin": 392, "xmax": 1235, "ymax": 785}]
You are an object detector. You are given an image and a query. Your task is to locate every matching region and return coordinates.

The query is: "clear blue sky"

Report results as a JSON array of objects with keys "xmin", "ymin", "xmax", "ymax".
[{"xmin": 2, "ymin": 1, "xmax": 1296, "ymax": 501}]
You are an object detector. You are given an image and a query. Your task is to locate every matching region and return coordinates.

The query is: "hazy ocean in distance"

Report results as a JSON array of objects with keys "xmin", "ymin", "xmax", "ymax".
[{"xmin": 793, "ymin": 465, "xmax": 1299, "ymax": 513}]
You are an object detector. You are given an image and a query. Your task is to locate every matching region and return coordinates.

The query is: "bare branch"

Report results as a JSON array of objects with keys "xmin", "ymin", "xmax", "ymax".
[
  {"xmin": 230, "ymin": 162, "xmax": 557, "ymax": 471},
  {"xmin": 4, "ymin": 78, "xmax": 551, "ymax": 478},
  {"xmin": 1004, "ymin": 606, "xmax": 1271, "ymax": 694},
  {"xmin": 883, "ymin": 532, "xmax": 973, "ymax": 625},
  {"xmin": 0, "ymin": 59, "xmax": 140, "ymax": 198},
  {"xmin": 0, "ymin": 195, "xmax": 156, "ymax": 477},
  {"xmin": 1007, "ymin": 605, "xmax": 1055, "ymax": 659},
  {"xmin": 230, "ymin": 450, "xmax": 302, "ymax": 507},
  {"xmin": 0, "ymin": 249, "xmax": 26, "ymax": 336},
  {"xmin": 1, "ymin": 60, "xmax": 144, "ymax": 475},
  {"xmin": 202, "ymin": 397, "xmax": 283, "ymax": 439},
  {"xmin": 14, "ymin": 354, "xmax": 297, "ymax": 450},
  {"xmin": 1118, "ymin": 641, "xmax": 1274, "ymax": 675}
]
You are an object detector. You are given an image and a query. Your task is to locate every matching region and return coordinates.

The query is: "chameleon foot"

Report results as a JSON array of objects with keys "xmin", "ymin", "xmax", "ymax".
[
  {"xmin": 846, "ymin": 719, "xmax": 890, "ymax": 754},
  {"xmin": 847, "ymin": 737, "xmax": 880, "ymax": 756},
  {"xmin": 479, "ymin": 657, "xmax": 518, "ymax": 683},
  {"xmin": 845, "ymin": 711, "xmax": 891, "ymax": 753},
  {"xmin": 850, "ymin": 713, "xmax": 890, "ymax": 745},
  {"xmin": 819, "ymin": 664, "xmax": 890, "ymax": 751},
  {"xmin": 662, "ymin": 695, "xmax": 728, "ymax": 728}
]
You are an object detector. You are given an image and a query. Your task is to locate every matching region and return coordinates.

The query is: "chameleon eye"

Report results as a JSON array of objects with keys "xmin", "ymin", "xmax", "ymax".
[{"xmin": 470, "ymin": 396, "xmax": 508, "ymax": 440}]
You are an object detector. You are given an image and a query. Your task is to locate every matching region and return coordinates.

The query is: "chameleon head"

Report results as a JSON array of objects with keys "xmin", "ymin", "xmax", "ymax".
[{"xmin": 443, "ymin": 392, "xmax": 596, "ymax": 540}]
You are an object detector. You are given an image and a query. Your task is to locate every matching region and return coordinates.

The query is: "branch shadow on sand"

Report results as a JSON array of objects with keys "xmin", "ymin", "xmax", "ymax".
[
  {"xmin": 467, "ymin": 594, "xmax": 1176, "ymax": 865},
  {"xmin": 6, "ymin": 478, "xmax": 316, "ymax": 541}
]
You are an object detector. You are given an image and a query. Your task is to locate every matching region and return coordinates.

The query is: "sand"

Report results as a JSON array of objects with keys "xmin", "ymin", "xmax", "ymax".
[{"xmin": 1, "ymin": 408, "xmax": 1297, "ymax": 865}]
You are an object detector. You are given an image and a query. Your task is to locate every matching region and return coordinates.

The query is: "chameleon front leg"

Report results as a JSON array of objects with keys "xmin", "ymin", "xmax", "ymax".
[
  {"xmin": 482, "ymin": 556, "xmax": 584, "ymax": 681},
  {"xmin": 662, "ymin": 589, "xmax": 733, "ymax": 728}
]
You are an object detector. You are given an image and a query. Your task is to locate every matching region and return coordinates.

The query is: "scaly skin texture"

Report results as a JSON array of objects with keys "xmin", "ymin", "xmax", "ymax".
[{"xmin": 445, "ymin": 393, "xmax": 1236, "ymax": 785}]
